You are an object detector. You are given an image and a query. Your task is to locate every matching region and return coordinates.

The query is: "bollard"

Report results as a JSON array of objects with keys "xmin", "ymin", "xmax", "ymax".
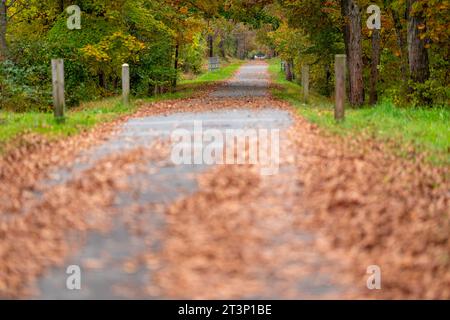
[
  {"xmin": 122, "ymin": 63, "xmax": 130, "ymax": 106},
  {"xmin": 335, "ymin": 54, "xmax": 346, "ymax": 121},
  {"xmin": 51, "ymin": 59, "xmax": 65, "ymax": 123}
]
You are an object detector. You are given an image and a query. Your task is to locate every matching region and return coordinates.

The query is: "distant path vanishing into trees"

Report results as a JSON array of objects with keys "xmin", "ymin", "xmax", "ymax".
[
  {"xmin": 1, "ymin": 62, "xmax": 448, "ymax": 300},
  {"xmin": 31, "ymin": 62, "xmax": 348, "ymax": 299}
]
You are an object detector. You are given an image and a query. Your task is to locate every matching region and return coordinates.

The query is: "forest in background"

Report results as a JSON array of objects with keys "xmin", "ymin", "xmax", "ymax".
[
  {"xmin": 0, "ymin": 0, "xmax": 269, "ymax": 111},
  {"xmin": 0, "ymin": 0, "xmax": 449, "ymax": 112},
  {"xmin": 266, "ymin": 0, "xmax": 449, "ymax": 108}
]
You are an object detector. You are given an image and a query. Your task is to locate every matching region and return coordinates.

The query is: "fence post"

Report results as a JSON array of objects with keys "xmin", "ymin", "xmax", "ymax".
[
  {"xmin": 122, "ymin": 63, "xmax": 130, "ymax": 106},
  {"xmin": 51, "ymin": 59, "xmax": 65, "ymax": 123},
  {"xmin": 302, "ymin": 64, "xmax": 309, "ymax": 104},
  {"xmin": 335, "ymin": 54, "xmax": 346, "ymax": 121}
]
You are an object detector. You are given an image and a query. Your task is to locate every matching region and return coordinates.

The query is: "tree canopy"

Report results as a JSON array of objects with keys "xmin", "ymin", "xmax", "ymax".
[{"xmin": 1, "ymin": 0, "xmax": 448, "ymax": 111}]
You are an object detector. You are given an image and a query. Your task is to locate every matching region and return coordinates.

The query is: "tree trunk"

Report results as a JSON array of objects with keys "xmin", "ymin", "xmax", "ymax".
[
  {"xmin": 0, "ymin": 0, "xmax": 8, "ymax": 61},
  {"xmin": 173, "ymin": 43, "xmax": 179, "ymax": 88},
  {"xmin": 341, "ymin": 0, "xmax": 364, "ymax": 106},
  {"xmin": 218, "ymin": 38, "xmax": 225, "ymax": 58},
  {"xmin": 59, "ymin": 0, "xmax": 65, "ymax": 13},
  {"xmin": 285, "ymin": 60, "xmax": 293, "ymax": 82},
  {"xmin": 290, "ymin": 60, "xmax": 295, "ymax": 80},
  {"xmin": 325, "ymin": 64, "xmax": 332, "ymax": 97},
  {"xmin": 407, "ymin": 0, "xmax": 430, "ymax": 84},
  {"xmin": 208, "ymin": 35, "xmax": 213, "ymax": 58},
  {"xmin": 98, "ymin": 71, "xmax": 106, "ymax": 89},
  {"xmin": 237, "ymin": 33, "xmax": 246, "ymax": 60},
  {"xmin": 370, "ymin": 29, "xmax": 381, "ymax": 105},
  {"xmin": 390, "ymin": 7, "xmax": 408, "ymax": 84}
]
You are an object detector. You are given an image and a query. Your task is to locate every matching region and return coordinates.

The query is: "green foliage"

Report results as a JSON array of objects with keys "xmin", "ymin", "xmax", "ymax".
[
  {"xmin": 0, "ymin": 0, "xmax": 273, "ymax": 114},
  {"xmin": 406, "ymin": 79, "xmax": 450, "ymax": 107},
  {"xmin": 259, "ymin": 0, "xmax": 449, "ymax": 106},
  {"xmin": 181, "ymin": 34, "xmax": 206, "ymax": 74},
  {"xmin": 0, "ymin": 0, "xmax": 213, "ymax": 112},
  {"xmin": 180, "ymin": 60, "xmax": 243, "ymax": 85},
  {"xmin": 0, "ymin": 98, "xmax": 129, "ymax": 152},
  {"xmin": 221, "ymin": 1, "xmax": 280, "ymax": 29},
  {"xmin": 0, "ymin": 59, "xmax": 242, "ymax": 151},
  {"xmin": 0, "ymin": 50, "xmax": 53, "ymax": 112},
  {"xmin": 133, "ymin": 40, "xmax": 177, "ymax": 96},
  {"xmin": 268, "ymin": 58, "xmax": 450, "ymax": 166}
]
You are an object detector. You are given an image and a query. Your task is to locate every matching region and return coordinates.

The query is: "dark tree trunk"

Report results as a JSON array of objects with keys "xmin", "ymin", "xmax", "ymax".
[
  {"xmin": 59, "ymin": 0, "xmax": 65, "ymax": 13},
  {"xmin": 237, "ymin": 34, "xmax": 245, "ymax": 60},
  {"xmin": 173, "ymin": 43, "xmax": 179, "ymax": 88},
  {"xmin": 0, "ymin": 0, "xmax": 8, "ymax": 61},
  {"xmin": 342, "ymin": 13, "xmax": 351, "ymax": 99},
  {"xmin": 370, "ymin": 29, "xmax": 381, "ymax": 105},
  {"xmin": 218, "ymin": 38, "xmax": 225, "ymax": 58},
  {"xmin": 113, "ymin": 77, "xmax": 118, "ymax": 90},
  {"xmin": 407, "ymin": 0, "xmax": 430, "ymax": 84},
  {"xmin": 208, "ymin": 35, "xmax": 213, "ymax": 58},
  {"xmin": 269, "ymin": 49, "xmax": 276, "ymax": 58},
  {"xmin": 285, "ymin": 60, "xmax": 293, "ymax": 82},
  {"xmin": 290, "ymin": 60, "xmax": 295, "ymax": 80},
  {"xmin": 390, "ymin": 7, "xmax": 408, "ymax": 84},
  {"xmin": 98, "ymin": 71, "xmax": 106, "ymax": 89},
  {"xmin": 325, "ymin": 64, "xmax": 332, "ymax": 97},
  {"xmin": 341, "ymin": 0, "xmax": 365, "ymax": 106}
]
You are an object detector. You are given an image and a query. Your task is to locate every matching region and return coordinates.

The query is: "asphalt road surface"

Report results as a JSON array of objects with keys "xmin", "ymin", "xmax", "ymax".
[{"xmin": 35, "ymin": 62, "xmax": 345, "ymax": 299}]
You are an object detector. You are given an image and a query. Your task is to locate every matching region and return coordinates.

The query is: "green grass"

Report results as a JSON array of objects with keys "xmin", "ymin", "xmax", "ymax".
[
  {"xmin": 268, "ymin": 58, "xmax": 450, "ymax": 166},
  {"xmin": 0, "ymin": 60, "xmax": 243, "ymax": 152},
  {"xmin": 180, "ymin": 60, "xmax": 244, "ymax": 85},
  {"xmin": 0, "ymin": 98, "xmax": 131, "ymax": 151},
  {"xmin": 0, "ymin": 91, "xmax": 190, "ymax": 153}
]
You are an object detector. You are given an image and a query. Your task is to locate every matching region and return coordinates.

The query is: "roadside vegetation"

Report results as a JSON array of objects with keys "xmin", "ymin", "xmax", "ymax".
[
  {"xmin": 0, "ymin": 60, "xmax": 242, "ymax": 152},
  {"xmin": 180, "ymin": 60, "xmax": 243, "ymax": 85},
  {"xmin": 0, "ymin": 1, "xmax": 448, "ymax": 163},
  {"xmin": 269, "ymin": 58, "xmax": 450, "ymax": 166}
]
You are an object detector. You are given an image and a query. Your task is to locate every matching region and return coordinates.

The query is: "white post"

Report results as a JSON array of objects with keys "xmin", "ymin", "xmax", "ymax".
[
  {"xmin": 51, "ymin": 59, "xmax": 65, "ymax": 122},
  {"xmin": 122, "ymin": 63, "xmax": 130, "ymax": 106}
]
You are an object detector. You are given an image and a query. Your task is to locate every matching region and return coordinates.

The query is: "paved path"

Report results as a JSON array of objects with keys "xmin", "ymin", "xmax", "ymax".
[{"xmin": 35, "ymin": 62, "xmax": 344, "ymax": 299}]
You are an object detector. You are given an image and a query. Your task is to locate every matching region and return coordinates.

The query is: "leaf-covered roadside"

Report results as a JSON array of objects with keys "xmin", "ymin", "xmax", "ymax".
[
  {"xmin": 287, "ymin": 112, "xmax": 450, "ymax": 299},
  {"xmin": 268, "ymin": 58, "xmax": 450, "ymax": 167},
  {"xmin": 0, "ymin": 60, "xmax": 243, "ymax": 154}
]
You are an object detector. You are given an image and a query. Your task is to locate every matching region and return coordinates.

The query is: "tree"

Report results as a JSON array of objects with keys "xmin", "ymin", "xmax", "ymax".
[
  {"xmin": 369, "ymin": 28, "xmax": 381, "ymax": 105},
  {"xmin": 341, "ymin": 0, "xmax": 365, "ymax": 106},
  {"xmin": 0, "ymin": 0, "xmax": 21, "ymax": 60},
  {"xmin": 281, "ymin": 0, "xmax": 343, "ymax": 96},
  {"xmin": 267, "ymin": 22, "xmax": 303, "ymax": 81},
  {"xmin": 171, "ymin": 0, "xmax": 222, "ymax": 59},
  {"xmin": 407, "ymin": 0, "xmax": 429, "ymax": 84},
  {"xmin": 385, "ymin": 0, "xmax": 408, "ymax": 84},
  {"xmin": 0, "ymin": 0, "xmax": 7, "ymax": 60},
  {"xmin": 368, "ymin": 1, "xmax": 383, "ymax": 105}
]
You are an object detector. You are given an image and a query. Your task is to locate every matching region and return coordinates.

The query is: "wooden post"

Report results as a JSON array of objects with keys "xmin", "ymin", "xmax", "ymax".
[
  {"xmin": 302, "ymin": 65, "xmax": 310, "ymax": 104},
  {"xmin": 51, "ymin": 59, "xmax": 65, "ymax": 123},
  {"xmin": 335, "ymin": 54, "xmax": 346, "ymax": 121},
  {"xmin": 122, "ymin": 63, "xmax": 130, "ymax": 106}
]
